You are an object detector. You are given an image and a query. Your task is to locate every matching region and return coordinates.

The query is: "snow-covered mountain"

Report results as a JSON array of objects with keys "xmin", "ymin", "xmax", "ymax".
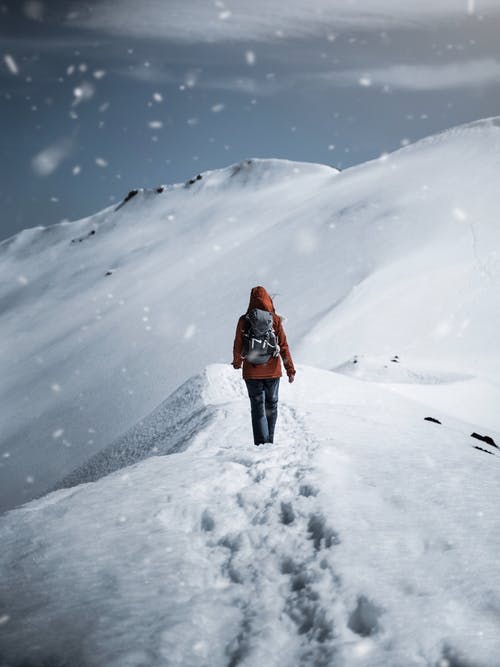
[
  {"xmin": 1, "ymin": 118, "xmax": 500, "ymax": 666},
  {"xmin": 2, "ymin": 118, "xmax": 500, "ymax": 512}
]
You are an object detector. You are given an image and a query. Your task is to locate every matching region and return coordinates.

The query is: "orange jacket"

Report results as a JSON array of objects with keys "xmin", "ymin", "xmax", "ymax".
[{"xmin": 233, "ymin": 286, "xmax": 296, "ymax": 380}]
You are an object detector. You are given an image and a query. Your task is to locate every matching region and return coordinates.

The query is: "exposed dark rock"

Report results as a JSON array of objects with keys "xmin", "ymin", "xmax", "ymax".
[
  {"xmin": 70, "ymin": 229, "xmax": 96, "ymax": 244},
  {"xmin": 114, "ymin": 189, "xmax": 139, "ymax": 211},
  {"xmin": 473, "ymin": 446, "xmax": 494, "ymax": 455},
  {"xmin": 186, "ymin": 174, "xmax": 203, "ymax": 186},
  {"xmin": 471, "ymin": 432, "xmax": 498, "ymax": 448},
  {"xmin": 424, "ymin": 417, "xmax": 442, "ymax": 424}
]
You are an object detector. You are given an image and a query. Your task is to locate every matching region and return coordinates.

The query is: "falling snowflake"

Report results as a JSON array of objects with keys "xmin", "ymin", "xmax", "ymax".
[
  {"xmin": 148, "ymin": 120, "xmax": 163, "ymax": 129},
  {"xmin": 211, "ymin": 103, "xmax": 225, "ymax": 113},
  {"xmin": 453, "ymin": 207, "xmax": 467, "ymax": 221},
  {"xmin": 153, "ymin": 92, "xmax": 163, "ymax": 102},
  {"xmin": 245, "ymin": 50, "xmax": 256, "ymax": 66},
  {"xmin": 185, "ymin": 71, "xmax": 198, "ymax": 88},
  {"xmin": 184, "ymin": 324, "xmax": 196, "ymax": 339},
  {"xmin": 32, "ymin": 138, "xmax": 73, "ymax": 176},
  {"xmin": 72, "ymin": 81, "xmax": 95, "ymax": 106},
  {"xmin": 4, "ymin": 54, "xmax": 19, "ymax": 75},
  {"xmin": 95, "ymin": 157, "xmax": 108, "ymax": 167}
]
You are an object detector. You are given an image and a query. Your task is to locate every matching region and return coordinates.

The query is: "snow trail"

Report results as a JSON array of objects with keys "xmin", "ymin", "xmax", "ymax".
[
  {"xmin": 205, "ymin": 401, "xmax": 343, "ymax": 666},
  {"xmin": 1, "ymin": 365, "xmax": 500, "ymax": 667}
]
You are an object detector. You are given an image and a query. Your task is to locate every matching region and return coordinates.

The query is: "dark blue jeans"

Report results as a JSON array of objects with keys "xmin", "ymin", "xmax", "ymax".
[{"xmin": 245, "ymin": 378, "xmax": 280, "ymax": 445}]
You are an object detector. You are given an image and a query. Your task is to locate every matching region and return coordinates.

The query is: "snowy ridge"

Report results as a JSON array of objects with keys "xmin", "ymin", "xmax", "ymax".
[
  {"xmin": 1, "ymin": 364, "xmax": 500, "ymax": 666},
  {"xmin": 1, "ymin": 118, "xmax": 500, "ymax": 515},
  {"xmin": 191, "ymin": 157, "xmax": 339, "ymax": 190},
  {"xmin": 56, "ymin": 366, "xmax": 247, "ymax": 489}
]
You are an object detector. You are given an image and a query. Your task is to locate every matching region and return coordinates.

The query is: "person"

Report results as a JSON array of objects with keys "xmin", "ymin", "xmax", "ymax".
[{"xmin": 232, "ymin": 286, "xmax": 296, "ymax": 446}]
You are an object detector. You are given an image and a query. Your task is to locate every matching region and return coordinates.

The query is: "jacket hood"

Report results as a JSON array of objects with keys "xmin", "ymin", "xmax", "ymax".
[{"xmin": 247, "ymin": 286, "xmax": 275, "ymax": 313}]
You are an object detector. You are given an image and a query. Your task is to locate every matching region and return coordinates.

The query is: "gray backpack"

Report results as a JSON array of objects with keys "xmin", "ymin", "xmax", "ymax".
[{"xmin": 242, "ymin": 308, "xmax": 280, "ymax": 364}]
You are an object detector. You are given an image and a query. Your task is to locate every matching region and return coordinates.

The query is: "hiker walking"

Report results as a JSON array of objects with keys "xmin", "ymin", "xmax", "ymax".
[{"xmin": 232, "ymin": 286, "xmax": 296, "ymax": 446}]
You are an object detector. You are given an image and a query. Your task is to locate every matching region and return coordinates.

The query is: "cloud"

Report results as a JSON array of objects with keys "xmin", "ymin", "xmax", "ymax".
[
  {"xmin": 68, "ymin": 0, "xmax": 500, "ymax": 43},
  {"xmin": 318, "ymin": 58, "xmax": 500, "ymax": 90},
  {"xmin": 114, "ymin": 65, "xmax": 176, "ymax": 85},
  {"xmin": 113, "ymin": 53, "xmax": 500, "ymax": 97},
  {"xmin": 116, "ymin": 64, "xmax": 288, "ymax": 96},
  {"xmin": 0, "ymin": 36, "xmax": 102, "ymax": 52},
  {"xmin": 198, "ymin": 75, "xmax": 289, "ymax": 96}
]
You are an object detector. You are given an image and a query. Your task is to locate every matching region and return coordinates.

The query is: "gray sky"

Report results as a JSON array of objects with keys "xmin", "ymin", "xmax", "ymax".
[{"xmin": 1, "ymin": 0, "xmax": 500, "ymax": 241}]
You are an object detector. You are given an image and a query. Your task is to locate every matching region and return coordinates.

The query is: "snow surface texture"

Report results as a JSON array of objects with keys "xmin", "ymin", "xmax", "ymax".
[
  {"xmin": 1, "ymin": 364, "xmax": 500, "ymax": 667},
  {"xmin": 2, "ymin": 121, "xmax": 500, "ymax": 511},
  {"xmin": 1, "ymin": 118, "xmax": 500, "ymax": 665}
]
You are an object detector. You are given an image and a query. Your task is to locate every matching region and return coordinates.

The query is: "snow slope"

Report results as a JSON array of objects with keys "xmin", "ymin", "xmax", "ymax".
[
  {"xmin": 1, "ymin": 364, "xmax": 499, "ymax": 667},
  {"xmin": 2, "ymin": 119, "xmax": 500, "ymax": 511},
  {"xmin": 2, "ymin": 117, "xmax": 500, "ymax": 666}
]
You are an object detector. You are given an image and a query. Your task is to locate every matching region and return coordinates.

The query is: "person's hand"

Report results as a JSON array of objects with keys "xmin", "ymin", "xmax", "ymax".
[
  {"xmin": 288, "ymin": 373, "xmax": 295, "ymax": 384},
  {"xmin": 232, "ymin": 361, "xmax": 242, "ymax": 370}
]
